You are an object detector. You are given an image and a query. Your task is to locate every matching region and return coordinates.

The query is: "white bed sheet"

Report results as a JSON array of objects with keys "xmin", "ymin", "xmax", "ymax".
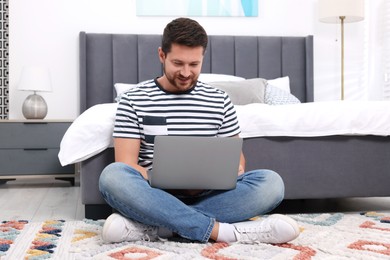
[
  {"xmin": 236, "ymin": 101, "xmax": 390, "ymax": 138},
  {"xmin": 59, "ymin": 101, "xmax": 390, "ymax": 166}
]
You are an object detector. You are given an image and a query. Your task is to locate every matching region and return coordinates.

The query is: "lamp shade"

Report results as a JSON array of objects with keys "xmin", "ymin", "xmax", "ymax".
[
  {"xmin": 319, "ymin": 0, "xmax": 364, "ymax": 23},
  {"xmin": 18, "ymin": 67, "xmax": 52, "ymax": 92}
]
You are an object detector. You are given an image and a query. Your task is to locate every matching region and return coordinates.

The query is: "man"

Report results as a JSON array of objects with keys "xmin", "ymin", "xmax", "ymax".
[{"xmin": 99, "ymin": 17, "xmax": 299, "ymax": 244}]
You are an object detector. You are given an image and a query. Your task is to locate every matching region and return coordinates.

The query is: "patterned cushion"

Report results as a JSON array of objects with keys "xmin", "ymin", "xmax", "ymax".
[{"xmin": 265, "ymin": 84, "xmax": 301, "ymax": 105}]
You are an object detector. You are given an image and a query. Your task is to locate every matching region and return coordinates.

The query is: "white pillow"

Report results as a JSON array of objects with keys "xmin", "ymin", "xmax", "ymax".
[
  {"xmin": 267, "ymin": 76, "xmax": 290, "ymax": 93},
  {"xmin": 58, "ymin": 103, "xmax": 118, "ymax": 166},
  {"xmin": 198, "ymin": 73, "xmax": 245, "ymax": 83}
]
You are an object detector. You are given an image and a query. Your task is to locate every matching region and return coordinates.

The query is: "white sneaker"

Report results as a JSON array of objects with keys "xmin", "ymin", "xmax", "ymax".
[
  {"xmin": 102, "ymin": 213, "xmax": 158, "ymax": 243},
  {"xmin": 233, "ymin": 214, "xmax": 300, "ymax": 244}
]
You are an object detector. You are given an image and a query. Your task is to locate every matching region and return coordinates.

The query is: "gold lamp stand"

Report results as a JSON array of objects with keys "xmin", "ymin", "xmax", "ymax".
[{"xmin": 319, "ymin": 0, "xmax": 364, "ymax": 101}]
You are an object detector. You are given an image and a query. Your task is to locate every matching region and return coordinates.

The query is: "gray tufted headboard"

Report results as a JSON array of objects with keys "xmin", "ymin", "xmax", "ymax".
[{"xmin": 79, "ymin": 32, "xmax": 313, "ymax": 113}]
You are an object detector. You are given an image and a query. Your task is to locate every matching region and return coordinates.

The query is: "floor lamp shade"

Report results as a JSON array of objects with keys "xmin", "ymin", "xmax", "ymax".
[
  {"xmin": 319, "ymin": 0, "xmax": 364, "ymax": 100},
  {"xmin": 18, "ymin": 67, "xmax": 52, "ymax": 119},
  {"xmin": 319, "ymin": 0, "xmax": 364, "ymax": 24}
]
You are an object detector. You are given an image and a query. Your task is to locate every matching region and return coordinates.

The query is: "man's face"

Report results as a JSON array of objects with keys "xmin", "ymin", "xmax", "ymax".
[{"xmin": 158, "ymin": 43, "xmax": 204, "ymax": 92}]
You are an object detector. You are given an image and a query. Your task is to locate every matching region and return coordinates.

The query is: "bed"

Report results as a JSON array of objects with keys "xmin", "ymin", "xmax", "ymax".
[{"xmin": 60, "ymin": 32, "xmax": 390, "ymax": 219}]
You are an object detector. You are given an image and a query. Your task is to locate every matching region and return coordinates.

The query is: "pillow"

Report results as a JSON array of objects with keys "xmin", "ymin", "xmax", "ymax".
[
  {"xmin": 264, "ymin": 84, "xmax": 300, "ymax": 105},
  {"xmin": 198, "ymin": 73, "xmax": 245, "ymax": 83},
  {"xmin": 209, "ymin": 78, "xmax": 267, "ymax": 105},
  {"xmin": 58, "ymin": 103, "xmax": 118, "ymax": 166},
  {"xmin": 267, "ymin": 76, "xmax": 290, "ymax": 93}
]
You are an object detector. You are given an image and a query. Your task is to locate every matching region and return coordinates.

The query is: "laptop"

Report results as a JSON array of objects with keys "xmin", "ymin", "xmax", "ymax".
[{"xmin": 148, "ymin": 136, "xmax": 243, "ymax": 190}]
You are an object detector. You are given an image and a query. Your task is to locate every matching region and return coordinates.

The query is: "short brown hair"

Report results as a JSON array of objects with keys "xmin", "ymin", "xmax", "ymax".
[{"xmin": 161, "ymin": 17, "xmax": 208, "ymax": 54}]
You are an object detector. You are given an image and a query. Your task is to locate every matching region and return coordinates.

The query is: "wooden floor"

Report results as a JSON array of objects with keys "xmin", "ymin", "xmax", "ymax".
[
  {"xmin": 0, "ymin": 176, "xmax": 84, "ymax": 222},
  {"xmin": 1, "ymin": 175, "xmax": 389, "ymax": 222}
]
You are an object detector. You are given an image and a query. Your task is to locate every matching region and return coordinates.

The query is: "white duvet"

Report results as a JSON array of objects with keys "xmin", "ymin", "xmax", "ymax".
[
  {"xmin": 59, "ymin": 101, "xmax": 390, "ymax": 166},
  {"xmin": 237, "ymin": 101, "xmax": 390, "ymax": 137}
]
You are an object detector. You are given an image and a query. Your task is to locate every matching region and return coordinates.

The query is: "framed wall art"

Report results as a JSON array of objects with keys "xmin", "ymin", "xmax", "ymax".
[{"xmin": 136, "ymin": 0, "xmax": 258, "ymax": 17}]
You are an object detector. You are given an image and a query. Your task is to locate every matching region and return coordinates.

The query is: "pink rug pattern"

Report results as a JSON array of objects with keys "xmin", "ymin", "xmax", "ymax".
[{"xmin": 1, "ymin": 212, "xmax": 389, "ymax": 259}]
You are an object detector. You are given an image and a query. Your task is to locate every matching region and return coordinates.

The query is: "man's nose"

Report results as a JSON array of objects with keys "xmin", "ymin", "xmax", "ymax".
[{"xmin": 180, "ymin": 65, "xmax": 191, "ymax": 77}]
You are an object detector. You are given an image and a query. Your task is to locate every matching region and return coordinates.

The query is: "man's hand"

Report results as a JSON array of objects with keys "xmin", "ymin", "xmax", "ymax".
[
  {"xmin": 237, "ymin": 149, "xmax": 246, "ymax": 176},
  {"xmin": 238, "ymin": 164, "xmax": 245, "ymax": 176}
]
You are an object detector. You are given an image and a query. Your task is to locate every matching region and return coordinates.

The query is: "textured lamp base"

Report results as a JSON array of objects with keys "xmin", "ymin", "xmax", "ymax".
[{"xmin": 22, "ymin": 93, "xmax": 48, "ymax": 119}]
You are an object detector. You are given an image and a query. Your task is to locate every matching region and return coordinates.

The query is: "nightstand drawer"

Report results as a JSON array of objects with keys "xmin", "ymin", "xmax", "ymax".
[
  {"xmin": 0, "ymin": 149, "xmax": 73, "ymax": 175},
  {"xmin": 0, "ymin": 122, "xmax": 70, "ymax": 149}
]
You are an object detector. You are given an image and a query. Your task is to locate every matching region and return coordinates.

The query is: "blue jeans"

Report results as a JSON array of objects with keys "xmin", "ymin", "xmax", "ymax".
[{"xmin": 99, "ymin": 162, "xmax": 284, "ymax": 242}]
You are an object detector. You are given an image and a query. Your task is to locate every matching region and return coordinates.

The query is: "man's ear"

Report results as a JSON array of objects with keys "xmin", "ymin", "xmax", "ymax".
[{"xmin": 158, "ymin": 47, "xmax": 165, "ymax": 63}]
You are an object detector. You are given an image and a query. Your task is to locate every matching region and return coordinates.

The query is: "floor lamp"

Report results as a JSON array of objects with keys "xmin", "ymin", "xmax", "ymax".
[{"xmin": 319, "ymin": 0, "xmax": 364, "ymax": 100}]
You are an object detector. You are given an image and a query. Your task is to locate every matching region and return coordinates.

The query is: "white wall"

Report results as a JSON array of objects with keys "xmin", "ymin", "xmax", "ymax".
[{"xmin": 9, "ymin": 0, "xmax": 370, "ymax": 120}]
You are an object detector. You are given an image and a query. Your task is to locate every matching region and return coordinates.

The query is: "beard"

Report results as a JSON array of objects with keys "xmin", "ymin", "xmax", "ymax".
[{"xmin": 163, "ymin": 64, "xmax": 198, "ymax": 92}]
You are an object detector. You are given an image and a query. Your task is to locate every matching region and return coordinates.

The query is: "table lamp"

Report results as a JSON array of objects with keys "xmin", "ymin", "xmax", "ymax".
[
  {"xmin": 319, "ymin": 0, "xmax": 364, "ymax": 100},
  {"xmin": 18, "ymin": 67, "xmax": 52, "ymax": 119}
]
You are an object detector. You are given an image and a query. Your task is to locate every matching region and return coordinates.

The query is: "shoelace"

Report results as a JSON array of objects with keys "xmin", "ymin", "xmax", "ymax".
[
  {"xmin": 122, "ymin": 222, "xmax": 158, "ymax": 242},
  {"xmin": 236, "ymin": 224, "xmax": 273, "ymax": 243},
  {"xmin": 141, "ymin": 226, "xmax": 159, "ymax": 242}
]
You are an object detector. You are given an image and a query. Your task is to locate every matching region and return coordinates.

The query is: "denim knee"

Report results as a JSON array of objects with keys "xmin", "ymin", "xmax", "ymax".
[
  {"xmin": 243, "ymin": 169, "xmax": 285, "ymax": 214},
  {"xmin": 99, "ymin": 162, "xmax": 121, "ymax": 192},
  {"xmin": 99, "ymin": 162, "xmax": 140, "ymax": 196},
  {"xmin": 264, "ymin": 169, "xmax": 285, "ymax": 206}
]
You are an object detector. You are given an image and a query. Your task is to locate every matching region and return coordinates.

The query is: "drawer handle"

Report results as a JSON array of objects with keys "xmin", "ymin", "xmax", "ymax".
[
  {"xmin": 23, "ymin": 122, "xmax": 48, "ymax": 125},
  {"xmin": 23, "ymin": 148, "xmax": 48, "ymax": 151}
]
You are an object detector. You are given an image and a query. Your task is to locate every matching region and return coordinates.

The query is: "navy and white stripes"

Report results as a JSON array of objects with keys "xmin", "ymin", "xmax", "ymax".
[{"xmin": 113, "ymin": 79, "xmax": 241, "ymax": 169}]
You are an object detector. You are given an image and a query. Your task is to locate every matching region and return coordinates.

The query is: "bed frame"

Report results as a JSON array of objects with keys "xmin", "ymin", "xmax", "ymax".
[{"xmin": 79, "ymin": 32, "xmax": 390, "ymax": 219}]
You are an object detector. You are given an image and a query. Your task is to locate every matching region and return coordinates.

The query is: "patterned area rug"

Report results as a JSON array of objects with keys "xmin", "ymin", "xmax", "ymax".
[{"xmin": 1, "ymin": 212, "xmax": 390, "ymax": 259}]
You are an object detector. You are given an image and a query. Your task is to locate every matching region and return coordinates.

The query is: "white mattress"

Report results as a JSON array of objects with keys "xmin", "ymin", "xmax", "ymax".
[
  {"xmin": 236, "ymin": 101, "xmax": 390, "ymax": 138},
  {"xmin": 59, "ymin": 101, "xmax": 390, "ymax": 166}
]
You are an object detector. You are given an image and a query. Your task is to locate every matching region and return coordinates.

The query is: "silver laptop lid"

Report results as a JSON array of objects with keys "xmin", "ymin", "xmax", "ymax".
[{"xmin": 149, "ymin": 136, "xmax": 243, "ymax": 190}]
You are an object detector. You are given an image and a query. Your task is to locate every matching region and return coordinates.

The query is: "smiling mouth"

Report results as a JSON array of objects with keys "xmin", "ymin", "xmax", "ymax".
[{"xmin": 178, "ymin": 77, "xmax": 191, "ymax": 84}]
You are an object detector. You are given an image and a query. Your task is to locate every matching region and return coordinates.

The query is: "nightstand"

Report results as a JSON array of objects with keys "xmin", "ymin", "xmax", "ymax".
[{"xmin": 0, "ymin": 120, "xmax": 75, "ymax": 185}]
